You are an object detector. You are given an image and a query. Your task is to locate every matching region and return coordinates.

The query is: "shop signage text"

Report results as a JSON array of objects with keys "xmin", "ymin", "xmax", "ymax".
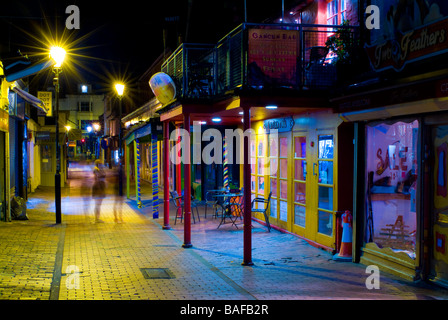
[
  {"xmin": 263, "ymin": 117, "xmax": 294, "ymax": 133},
  {"xmin": 365, "ymin": 17, "xmax": 448, "ymax": 72}
]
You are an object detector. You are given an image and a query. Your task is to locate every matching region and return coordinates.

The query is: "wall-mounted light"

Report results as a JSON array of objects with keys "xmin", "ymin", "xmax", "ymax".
[
  {"xmin": 211, "ymin": 117, "xmax": 222, "ymax": 123},
  {"xmin": 266, "ymin": 105, "xmax": 278, "ymax": 109}
]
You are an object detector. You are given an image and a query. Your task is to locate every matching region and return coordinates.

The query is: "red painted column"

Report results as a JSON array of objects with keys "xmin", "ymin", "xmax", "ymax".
[
  {"xmin": 176, "ymin": 126, "xmax": 182, "ymax": 196},
  {"xmin": 183, "ymin": 113, "xmax": 192, "ymax": 248},
  {"xmin": 163, "ymin": 121, "xmax": 171, "ymax": 230},
  {"xmin": 242, "ymin": 106, "xmax": 253, "ymax": 266}
]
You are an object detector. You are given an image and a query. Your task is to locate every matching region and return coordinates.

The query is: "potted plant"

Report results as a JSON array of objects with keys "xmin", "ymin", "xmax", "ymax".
[{"xmin": 325, "ymin": 20, "xmax": 359, "ymax": 83}]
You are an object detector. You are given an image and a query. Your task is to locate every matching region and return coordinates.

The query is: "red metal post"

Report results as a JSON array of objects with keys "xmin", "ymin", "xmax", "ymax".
[
  {"xmin": 176, "ymin": 126, "xmax": 182, "ymax": 197},
  {"xmin": 242, "ymin": 106, "xmax": 253, "ymax": 266},
  {"xmin": 163, "ymin": 121, "xmax": 171, "ymax": 230},
  {"xmin": 183, "ymin": 113, "xmax": 192, "ymax": 248}
]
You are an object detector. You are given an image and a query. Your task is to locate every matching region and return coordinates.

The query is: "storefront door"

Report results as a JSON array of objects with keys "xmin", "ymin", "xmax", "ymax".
[
  {"xmin": 41, "ymin": 144, "xmax": 55, "ymax": 186},
  {"xmin": 430, "ymin": 124, "xmax": 448, "ymax": 286},
  {"xmin": 291, "ymin": 129, "xmax": 336, "ymax": 247}
]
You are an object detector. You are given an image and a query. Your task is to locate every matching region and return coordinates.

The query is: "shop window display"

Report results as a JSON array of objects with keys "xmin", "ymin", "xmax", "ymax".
[{"xmin": 366, "ymin": 120, "xmax": 418, "ymax": 259}]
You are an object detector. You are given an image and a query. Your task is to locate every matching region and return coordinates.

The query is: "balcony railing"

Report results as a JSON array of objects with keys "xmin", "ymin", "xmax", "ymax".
[{"xmin": 161, "ymin": 22, "xmax": 359, "ymax": 101}]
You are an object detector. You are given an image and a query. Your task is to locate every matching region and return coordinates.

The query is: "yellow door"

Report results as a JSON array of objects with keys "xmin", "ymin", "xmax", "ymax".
[
  {"xmin": 292, "ymin": 132, "xmax": 310, "ymax": 238},
  {"xmin": 266, "ymin": 133, "xmax": 291, "ymax": 231},
  {"xmin": 291, "ymin": 129, "xmax": 336, "ymax": 248}
]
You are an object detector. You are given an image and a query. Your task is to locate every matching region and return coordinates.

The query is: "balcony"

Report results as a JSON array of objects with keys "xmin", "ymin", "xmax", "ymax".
[{"xmin": 161, "ymin": 22, "xmax": 359, "ymax": 102}]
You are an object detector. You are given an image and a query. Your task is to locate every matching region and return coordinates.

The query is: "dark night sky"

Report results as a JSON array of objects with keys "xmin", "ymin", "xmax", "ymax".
[{"xmin": 1, "ymin": 0, "xmax": 297, "ymax": 92}]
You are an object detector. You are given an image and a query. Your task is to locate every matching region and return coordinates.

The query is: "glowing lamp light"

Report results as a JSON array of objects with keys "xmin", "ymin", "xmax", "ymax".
[
  {"xmin": 211, "ymin": 117, "xmax": 222, "ymax": 123},
  {"xmin": 50, "ymin": 46, "xmax": 66, "ymax": 68},
  {"xmin": 115, "ymin": 83, "xmax": 125, "ymax": 96},
  {"xmin": 65, "ymin": 125, "xmax": 71, "ymax": 132},
  {"xmin": 266, "ymin": 105, "xmax": 278, "ymax": 109},
  {"xmin": 86, "ymin": 126, "xmax": 92, "ymax": 133}
]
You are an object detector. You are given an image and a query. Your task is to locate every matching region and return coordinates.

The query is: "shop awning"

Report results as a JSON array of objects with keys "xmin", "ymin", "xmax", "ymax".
[
  {"xmin": 10, "ymin": 86, "xmax": 48, "ymax": 114},
  {"xmin": 124, "ymin": 122, "xmax": 152, "ymax": 145}
]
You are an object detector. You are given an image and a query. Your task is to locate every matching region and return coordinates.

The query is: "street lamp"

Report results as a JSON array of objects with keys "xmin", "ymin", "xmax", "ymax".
[
  {"xmin": 115, "ymin": 83, "xmax": 125, "ymax": 196},
  {"xmin": 50, "ymin": 46, "xmax": 66, "ymax": 224}
]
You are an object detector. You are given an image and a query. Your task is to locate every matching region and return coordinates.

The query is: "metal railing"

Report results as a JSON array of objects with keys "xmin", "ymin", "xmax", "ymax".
[{"xmin": 161, "ymin": 22, "xmax": 359, "ymax": 101}]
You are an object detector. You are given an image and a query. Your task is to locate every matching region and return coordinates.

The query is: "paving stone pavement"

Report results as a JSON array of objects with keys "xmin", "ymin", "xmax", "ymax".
[{"xmin": 2, "ymin": 161, "xmax": 448, "ymax": 308}]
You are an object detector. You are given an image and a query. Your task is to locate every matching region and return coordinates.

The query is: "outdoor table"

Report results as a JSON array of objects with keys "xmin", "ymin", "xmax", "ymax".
[{"xmin": 213, "ymin": 193, "xmax": 243, "ymax": 228}]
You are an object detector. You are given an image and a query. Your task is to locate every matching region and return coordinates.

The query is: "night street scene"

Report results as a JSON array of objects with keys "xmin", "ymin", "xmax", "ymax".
[{"xmin": 2, "ymin": 0, "xmax": 448, "ymax": 316}]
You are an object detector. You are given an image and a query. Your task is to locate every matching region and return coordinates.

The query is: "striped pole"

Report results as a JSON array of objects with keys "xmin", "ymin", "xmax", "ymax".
[
  {"xmin": 135, "ymin": 139, "xmax": 142, "ymax": 208},
  {"xmin": 223, "ymin": 136, "xmax": 229, "ymax": 189},
  {"xmin": 152, "ymin": 133, "xmax": 159, "ymax": 219}
]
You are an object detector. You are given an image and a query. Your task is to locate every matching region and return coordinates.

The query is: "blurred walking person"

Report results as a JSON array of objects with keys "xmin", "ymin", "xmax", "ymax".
[
  {"xmin": 92, "ymin": 159, "xmax": 106, "ymax": 223},
  {"xmin": 113, "ymin": 165, "xmax": 123, "ymax": 223}
]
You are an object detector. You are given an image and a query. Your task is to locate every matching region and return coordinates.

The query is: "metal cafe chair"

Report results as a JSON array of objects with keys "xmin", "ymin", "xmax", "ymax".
[
  {"xmin": 251, "ymin": 191, "xmax": 272, "ymax": 232},
  {"xmin": 204, "ymin": 189, "xmax": 225, "ymax": 218},
  {"xmin": 170, "ymin": 191, "xmax": 201, "ymax": 225}
]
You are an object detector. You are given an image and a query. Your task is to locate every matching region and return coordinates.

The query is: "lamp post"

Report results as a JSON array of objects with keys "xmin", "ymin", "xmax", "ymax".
[
  {"xmin": 93, "ymin": 122, "xmax": 101, "ymax": 159},
  {"xmin": 115, "ymin": 83, "xmax": 125, "ymax": 196},
  {"xmin": 50, "ymin": 46, "xmax": 66, "ymax": 224}
]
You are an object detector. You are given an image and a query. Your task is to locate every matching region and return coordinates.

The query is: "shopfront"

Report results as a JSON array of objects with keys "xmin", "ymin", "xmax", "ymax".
[
  {"xmin": 336, "ymin": 75, "xmax": 448, "ymax": 282},
  {"xmin": 250, "ymin": 110, "xmax": 353, "ymax": 251}
]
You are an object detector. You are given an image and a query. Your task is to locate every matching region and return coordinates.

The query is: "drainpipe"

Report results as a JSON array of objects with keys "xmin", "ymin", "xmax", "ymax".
[{"xmin": 242, "ymin": 106, "xmax": 253, "ymax": 266}]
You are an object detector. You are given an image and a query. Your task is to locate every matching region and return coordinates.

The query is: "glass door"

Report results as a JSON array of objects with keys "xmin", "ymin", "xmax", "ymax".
[
  {"xmin": 268, "ymin": 133, "xmax": 290, "ymax": 230},
  {"xmin": 293, "ymin": 133, "xmax": 308, "ymax": 237},
  {"xmin": 315, "ymin": 133, "xmax": 336, "ymax": 247},
  {"xmin": 431, "ymin": 124, "xmax": 448, "ymax": 285}
]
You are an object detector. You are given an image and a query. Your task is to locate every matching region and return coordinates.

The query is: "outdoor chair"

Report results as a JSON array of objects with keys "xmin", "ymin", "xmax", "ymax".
[
  {"xmin": 251, "ymin": 191, "xmax": 272, "ymax": 232},
  {"xmin": 170, "ymin": 191, "xmax": 201, "ymax": 225},
  {"xmin": 204, "ymin": 189, "xmax": 227, "ymax": 218}
]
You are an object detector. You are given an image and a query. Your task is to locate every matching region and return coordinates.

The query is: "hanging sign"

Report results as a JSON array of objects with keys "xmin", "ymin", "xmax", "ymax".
[
  {"xmin": 37, "ymin": 91, "xmax": 53, "ymax": 116},
  {"xmin": 149, "ymin": 72, "xmax": 176, "ymax": 105},
  {"xmin": 263, "ymin": 116, "xmax": 294, "ymax": 133}
]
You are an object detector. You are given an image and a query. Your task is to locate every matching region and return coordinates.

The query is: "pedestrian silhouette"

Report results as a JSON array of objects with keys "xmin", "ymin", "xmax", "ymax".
[
  {"xmin": 92, "ymin": 159, "xmax": 106, "ymax": 223},
  {"xmin": 113, "ymin": 166, "xmax": 123, "ymax": 223}
]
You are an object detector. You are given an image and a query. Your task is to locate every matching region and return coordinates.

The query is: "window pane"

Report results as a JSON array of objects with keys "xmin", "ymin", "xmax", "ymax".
[
  {"xmin": 318, "ymin": 161, "xmax": 333, "ymax": 184},
  {"xmin": 258, "ymin": 176, "xmax": 265, "ymax": 194},
  {"xmin": 280, "ymin": 137, "xmax": 288, "ymax": 157},
  {"xmin": 250, "ymin": 159, "xmax": 256, "ymax": 174},
  {"xmin": 280, "ymin": 159, "xmax": 288, "ymax": 178},
  {"xmin": 318, "ymin": 211, "xmax": 333, "ymax": 236},
  {"xmin": 295, "ymin": 159, "xmax": 307, "ymax": 181},
  {"xmin": 294, "ymin": 136, "xmax": 306, "ymax": 158},
  {"xmin": 270, "ymin": 178, "xmax": 277, "ymax": 196},
  {"xmin": 270, "ymin": 198, "xmax": 277, "ymax": 218},
  {"xmin": 258, "ymin": 158, "xmax": 265, "ymax": 175},
  {"xmin": 280, "ymin": 200, "xmax": 287, "ymax": 221},
  {"xmin": 251, "ymin": 175, "xmax": 255, "ymax": 191},
  {"xmin": 294, "ymin": 205, "xmax": 306, "ymax": 227},
  {"xmin": 269, "ymin": 137, "xmax": 278, "ymax": 157},
  {"xmin": 258, "ymin": 137, "xmax": 266, "ymax": 156},
  {"xmin": 270, "ymin": 157, "xmax": 278, "ymax": 177},
  {"xmin": 294, "ymin": 182, "xmax": 306, "ymax": 204},
  {"xmin": 318, "ymin": 186, "xmax": 333, "ymax": 211},
  {"xmin": 280, "ymin": 180, "xmax": 288, "ymax": 199},
  {"xmin": 318, "ymin": 135, "xmax": 334, "ymax": 159}
]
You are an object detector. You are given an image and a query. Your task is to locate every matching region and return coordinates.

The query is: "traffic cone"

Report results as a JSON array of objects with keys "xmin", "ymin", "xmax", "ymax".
[{"xmin": 333, "ymin": 210, "xmax": 353, "ymax": 261}]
